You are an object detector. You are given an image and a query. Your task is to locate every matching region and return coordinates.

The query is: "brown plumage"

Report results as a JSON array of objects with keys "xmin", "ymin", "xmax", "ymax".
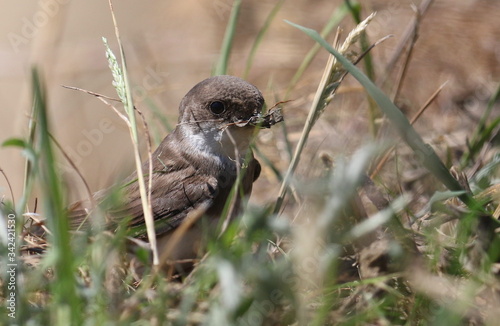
[{"xmin": 68, "ymin": 75, "xmax": 267, "ymax": 269}]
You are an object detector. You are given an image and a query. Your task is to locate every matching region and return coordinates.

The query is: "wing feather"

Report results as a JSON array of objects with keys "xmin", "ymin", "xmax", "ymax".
[{"xmin": 68, "ymin": 133, "xmax": 261, "ymax": 239}]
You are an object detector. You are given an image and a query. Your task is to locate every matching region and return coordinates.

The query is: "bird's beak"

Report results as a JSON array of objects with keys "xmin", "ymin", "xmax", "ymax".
[
  {"xmin": 233, "ymin": 112, "xmax": 263, "ymax": 128},
  {"xmin": 234, "ymin": 107, "xmax": 283, "ymax": 129}
]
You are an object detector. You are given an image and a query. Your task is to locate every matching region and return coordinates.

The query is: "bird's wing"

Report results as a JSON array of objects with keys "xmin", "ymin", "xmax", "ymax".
[
  {"xmin": 118, "ymin": 164, "xmax": 218, "ymax": 239},
  {"xmin": 67, "ymin": 147, "xmax": 260, "ymax": 239},
  {"xmin": 68, "ymin": 156, "xmax": 219, "ymax": 239}
]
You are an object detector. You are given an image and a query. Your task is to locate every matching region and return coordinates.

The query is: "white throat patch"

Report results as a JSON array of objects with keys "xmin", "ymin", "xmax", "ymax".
[{"xmin": 180, "ymin": 124, "xmax": 254, "ymax": 162}]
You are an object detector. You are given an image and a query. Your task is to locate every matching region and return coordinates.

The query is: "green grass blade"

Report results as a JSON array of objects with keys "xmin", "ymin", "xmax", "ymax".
[
  {"xmin": 243, "ymin": 0, "xmax": 284, "ymax": 79},
  {"xmin": 285, "ymin": 2, "xmax": 351, "ymax": 97},
  {"xmin": 17, "ymin": 85, "xmax": 41, "ymax": 215},
  {"xmin": 461, "ymin": 82, "xmax": 500, "ymax": 167},
  {"xmin": 2, "ymin": 139, "xmax": 37, "ymax": 214},
  {"xmin": 275, "ymin": 14, "xmax": 373, "ymax": 214},
  {"xmin": 287, "ymin": 20, "xmax": 475, "ymax": 206},
  {"xmin": 214, "ymin": 0, "xmax": 242, "ymax": 76},
  {"xmin": 145, "ymin": 97, "xmax": 174, "ymax": 135},
  {"xmin": 252, "ymin": 145, "xmax": 283, "ymax": 182},
  {"xmin": 345, "ymin": 0, "xmax": 379, "ymax": 135},
  {"xmin": 32, "ymin": 68, "xmax": 82, "ymax": 325},
  {"xmin": 345, "ymin": 0, "xmax": 374, "ymax": 80}
]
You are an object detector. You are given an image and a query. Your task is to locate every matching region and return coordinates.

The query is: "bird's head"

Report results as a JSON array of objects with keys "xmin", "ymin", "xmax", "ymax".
[
  {"xmin": 178, "ymin": 75, "xmax": 265, "ymax": 130},
  {"xmin": 177, "ymin": 75, "xmax": 266, "ymax": 158}
]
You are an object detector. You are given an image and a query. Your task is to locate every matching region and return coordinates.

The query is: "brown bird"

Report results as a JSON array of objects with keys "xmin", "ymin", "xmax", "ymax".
[{"xmin": 68, "ymin": 75, "xmax": 280, "ymax": 272}]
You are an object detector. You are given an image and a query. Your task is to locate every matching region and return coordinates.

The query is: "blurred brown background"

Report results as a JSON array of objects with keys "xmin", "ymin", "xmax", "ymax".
[{"xmin": 1, "ymin": 0, "xmax": 499, "ymax": 208}]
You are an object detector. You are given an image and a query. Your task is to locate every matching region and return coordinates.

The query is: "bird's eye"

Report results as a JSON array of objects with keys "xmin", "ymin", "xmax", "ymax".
[{"xmin": 209, "ymin": 101, "xmax": 226, "ymax": 114}]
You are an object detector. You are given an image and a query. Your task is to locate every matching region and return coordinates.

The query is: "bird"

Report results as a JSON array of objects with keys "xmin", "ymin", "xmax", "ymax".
[{"xmin": 67, "ymin": 75, "xmax": 275, "ymax": 273}]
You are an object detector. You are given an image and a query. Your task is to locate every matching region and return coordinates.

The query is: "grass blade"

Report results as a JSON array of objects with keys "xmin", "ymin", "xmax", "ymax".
[
  {"xmin": 461, "ymin": 82, "xmax": 500, "ymax": 167},
  {"xmin": 243, "ymin": 0, "xmax": 284, "ymax": 79},
  {"xmin": 106, "ymin": 0, "xmax": 157, "ymax": 265},
  {"xmin": 285, "ymin": 2, "xmax": 351, "ymax": 97},
  {"xmin": 345, "ymin": 0, "xmax": 374, "ymax": 80},
  {"xmin": 275, "ymin": 15, "xmax": 374, "ymax": 214},
  {"xmin": 32, "ymin": 68, "xmax": 82, "ymax": 325},
  {"xmin": 214, "ymin": 0, "xmax": 242, "ymax": 76},
  {"xmin": 286, "ymin": 20, "xmax": 475, "ymax": 206}
]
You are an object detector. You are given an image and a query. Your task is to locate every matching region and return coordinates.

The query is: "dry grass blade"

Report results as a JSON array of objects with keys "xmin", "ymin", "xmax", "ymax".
[
  {"xmin": 390, "ymin": 4, "xmax": 423, "ymax": 102},
  {"xmin": 48, "ymin": 134, "xmax": 94, "ymax": 210},
  {"xmin": 293, "ymin": 19, "xmax": 479, "ymax": 207},
  {"xmin": 158, "ymin": 204, "xmax": 209, "ymax": 273},
  {"xmin": 0, "ymin": 167, "xmax": 15, "ymax": 206},
  {"xmin": 275, "ymin": 14, "xmax": 376, "ymax": 214},
  {"xmin": 274, "ymin": 38, "xmax": 337, "ymax": 214},
  {"xmin": 107, "ymin": 0, "xmax": 157, "ymax": 265},
  {"xmin": 378, "ymin": 0, "xmax": 435, "ymax": 85},
  {"xmin": 63, "ymin": 85, "xmax": 130, "ymax": 125},
  {"xmin": 24, "ymin": 212, "xmax": 52, "ymax": 235},
  {"xmin": 62, "ymin": 85, "xmax": 121, "ymax": 102},
  {"xmin": 285, "ymin": 3, "xmax": 351, "ymax": 97}
]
